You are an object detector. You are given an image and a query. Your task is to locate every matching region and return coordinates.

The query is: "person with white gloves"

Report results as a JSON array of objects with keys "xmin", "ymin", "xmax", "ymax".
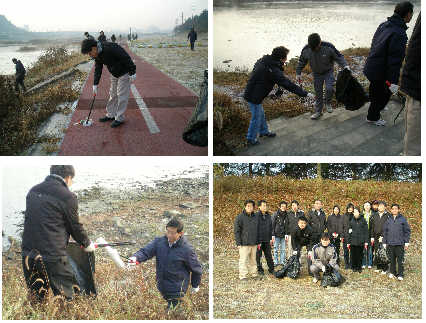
[
  {"xmin": 382, "ymin": 203, "xmax": 411, "ymax": 281},
  {"xmin": 127, "ymin": 218, "xmax": 202, "ymax": 310},
  {"xmin": 81, "ymin": 38, "xmax": 136, "ymax": 128},
  {"xmin": 310, "ymin": 233, "xmax": 339, "ymax": 283}
]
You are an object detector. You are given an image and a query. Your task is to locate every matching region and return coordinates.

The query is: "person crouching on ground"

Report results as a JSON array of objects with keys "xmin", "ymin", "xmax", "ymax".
[
  {"xmin": 234, "ymin": 200, "xmax": 259, "ymax": 281},
  {"xmin": 128, "ymin": 218, "xmax": 202, "ymax": 310},
  {"xmin": 256, "ymin": 200, "xmax": 274, "ymax": 275},
  {"xmin": 347, "ymin": 207, "xmax": 368, "ymax": 273},
  {"xmin": 81, "ymin": 38, "xmax": 136, "ymax": 128},
  {"xmin": 291, "ymin": 216, "xmax": 314, "ymax": 276},
  {"xmin": 243, "ymin": 46, "xmax": 314, "ymax": 146},
  {"xmin": 383, "ymin": 203, "xmax": 411, "ymax": 281},
  {"xmin": 310, "ymin": 233, "xmax": 339, "ymax": 283}
]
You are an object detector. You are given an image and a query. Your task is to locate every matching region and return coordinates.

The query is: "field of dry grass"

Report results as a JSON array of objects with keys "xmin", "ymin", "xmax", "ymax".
[{"xmin": 213, "ymin": 176, "xmax": 422, "ymax": 319}]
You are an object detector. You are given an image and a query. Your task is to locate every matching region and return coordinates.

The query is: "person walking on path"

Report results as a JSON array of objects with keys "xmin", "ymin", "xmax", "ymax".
[
  {"xmin": 296, "ymin": 33, "xmax": 350, "ymax": 120},
  {"xmin": 363, "ymin": 1, "xmax": 414, "ymax": 126},
  {"xmin": 12, "ymin": 58, "xmax": 26, "ymax": 93},
  {"xmin": 188, "ymin": 27, "xmax": 197, "ymax": 51},
  {"xmin": 81, "ymin": 38, "xmax": 136, "ymax": 128}
]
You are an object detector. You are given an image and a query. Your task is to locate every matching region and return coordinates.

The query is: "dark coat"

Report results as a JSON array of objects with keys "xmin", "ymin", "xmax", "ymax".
[
  {"xmin": 291, "ymin": 225, "xmax": 314, "ymax": 251},
  {"xmin": 336, "ymin": 68, "xmax": 369, "ymax": 110},
  {"xmin": 348, "ymin": 216, "xmax": 368, "ymax": 246},
  {"xmin": 257, "ymin": 211, "xmax": 273, "ymax": 242},
  {"xmin": 326, "ymin": 213, "xmax": 344, "ymax": 237},
  {"xmin": 342, "ymin": 212, "xmax": 353, "ymax": 242},
  {"xmin": 383, "ymin": 213, "xmax": 411, "ymax": 246},
  {"xmin": 15, "ymin": 60, "xmax": 26, "ymax": 77},
  {"xmin": 22, "ymin": 175, "xmax": 90, "ymax": 261},
  {"xmin": 188, "ymin": 30, "xmax": 197, "ymax": 42},
  {"xmin": 94, "ymin": 41, "xmax": 136, "ymax": 85},
  {"xmin": 364, "ymin": 14, "xmax": 409, "ymax": 84},
  {"xmin": 370, "ymin": 211, "xmax": 391, "ymax": 239},
  {"xmin": 272, "ymin": 210, "xmax": 288, "ymax": 238},
  {"xmin": 244, "ymin": 55, "xmax": 307, "ymax": 104},
  {"xmin": 307, "ymin": 209, "xmax": 326, "ymax": 240},
  {"xmin": 132, "ymin": 236, "xmax": 202, "ymax": 299},
  {"xmin": 234, "ymin": 210, "xmax": 258, "ymax": 246},
  {"xmin": 98, "ymin": 34, "xmax": 107, "ymax": 42},
  {"xmin": 287, "ymin": 210, "xmax": 304, "ymax": 235},
  {"xmin": 401, "ymin": 13, "xmax": 421, "ymax": 100}
]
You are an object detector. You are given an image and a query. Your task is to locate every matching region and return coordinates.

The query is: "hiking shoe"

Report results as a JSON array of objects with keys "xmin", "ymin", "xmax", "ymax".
[
  {"xmin": 311, "ymin": 112, "xmax": 322, "ymax": 120},
  {"xmin": 381, "ymin": 270, "xmax": 387, "ymax": 275},
  {"xmin": 388, "ymin": 273, "xmax": 395, "ymax": 279},
  {"xmin": 362, "ymin": 266, "xmax": 366, "ymax": 269},
  {"xmin": 260, "ymin": 132, "xmax": 276, "ymax": 138},
  {"xmin": 111, "ymin": 120, "xmax": 124, "ymax": 128},
  {"xmin": 366, "ymin": 118, "xmax": 386, "ymax": 126},
  {"xmin": 397, "ymin": 276, "xmax": 404, "ymax": 281},
  {"xmin": 247, "ymin": 140, "xmax": 260, "ymax": 146},
  {"xmin": 313, "ymin": 277, "xmax": 318, "ymax": 283},
  {"xmin": 99, "ymin": 116, "xmax": 115, "ymax": 122},
  {"xmin": 326, "ymin": 104, "xmax": 333, "ymax": 113}
]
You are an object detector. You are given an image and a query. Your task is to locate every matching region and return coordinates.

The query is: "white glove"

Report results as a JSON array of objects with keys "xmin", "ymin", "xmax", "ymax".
[
  {"xmin": 130, "ymin": 74, "xmax": 136, "ymax": 82},
  {"xmin": 371, "ymin": 238, "xmax": 375, "ymax": 243},
  {"xmin": 322, "ymin": 265, "xmax": 326, "ymax": 272},
  {"xmin": 379, "ymin": 236, "xmax": 383, "ymax": 243},
  {"xmin": 383, "ymin": 244, "xmax": 387, "ymax": 249},
  {"xmin": 307, "ymin": 93, "xmax": 315, "ymax": 99},
  {"xmin": 344, "ymin": 65, "xmax": 351, "ymax": 72},
  {"xmin": 348, "ymin": 228, "xmax": 353, "ymax": 234},
  {"xmin": 405, "ymin": 243, "xmax": 409, "ymax": 248},
  {"xmin": 84, "ymin": 242, "xmax": 96, "ymax": 252},
  {"xmin": 285, "ymin": 235, "xmax": 289, "ymax": 241},
  {"xmin": 296, "ymin": 74, "xmax": 302, "ymax": 84},
  {"xmin": 389, "ymin": 84, "xmax": 399, "ymax": 94},
  {"xmin": 92, "ymin": 85, "xmax": 98, "ymax": 95},
  {"xmin": 127, "ymin": 256, "xmax": 138, "ymax": 266},
  {"xmin": 191, "ymin": 286, "xmax": 200, "ymax": 294},
  {"xmin": 292, "ymin": 251, "xmax": 298, "ymax": 255}
]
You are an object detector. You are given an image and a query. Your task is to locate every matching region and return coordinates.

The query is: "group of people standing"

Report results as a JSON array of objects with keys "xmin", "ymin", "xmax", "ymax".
[{"xmin": 234, "ymin": 199, "xmax": 411, "ymax": 284}]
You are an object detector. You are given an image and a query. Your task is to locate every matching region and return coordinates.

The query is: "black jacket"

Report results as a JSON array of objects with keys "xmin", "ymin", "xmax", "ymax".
[
  {"xmin": 401, "ymin": 13, "xmax": 421, "ymax": 100},
  {"xmin": 133, "ymin": 236, "xmax": 202, "ymax": 299},
  {"xmin": 22, "ymin": 175, "xmax": 90, "ymax": 261},
  {"xmin": 244, "ymin": 55, "xmax": 307, "ymax": 104},
  {"xmin": 370, "ymin": 211, "xmax": 391, "ymax": 239},
  {"xmin": 15, "ymin": 60, "xmax": 26, "ymax": 77},
  {"xmin": 326, "ymin": 213, "xmax": 344, "ymax": 237},
  {"xmin": 286, "ymin": 210, "xmax": 304, "ymax": 235},
  {"xmin": 94, "ymin": 41, "xmax": 136, "ymax": 85},
  {"xmin": 307, "ymin": 209, "xmax": 326, "ymax": 239},
  {"xmin": 188, "ymin": 30, "xmax": 197, "ymax": 42},
  {"xmin": 336, "ymin": 68, "xmax": 368, "ymax": 110},
  {"xmin": 364, "ymin": 14, "xmax": 409, "ymax": 84},
  {"xmin": 234, "ymin": 210, "xmax": 258, "ymax": 246},
  {"xmin": 342, "ymin": 212, "xmax": 353, "ymax": 242},
  {"xmin": 98, "ymin": 34, "xmax": 107, "ymax": 42},
  {"xmin": 291, "ymin": 225, "xmax": 314, "ymax": 251},
  {"xmin": 272, "ymin": 210, "xmax": 288, "ymax": 238},
  {"xmin": 257, "ymin": 211, "xmax": 273, "ymax": 242},
  {"xmin": 348, "ymin": 216, "xmax": 368, "ymax": 246}
]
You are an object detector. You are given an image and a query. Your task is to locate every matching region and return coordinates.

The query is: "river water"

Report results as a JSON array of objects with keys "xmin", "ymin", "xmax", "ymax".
[
  {"xmin": 214, "ymin": 1, "xmax": 419, "ymax": 69},
  {"xmin": 1, "ymin": 163, "xmax": 209, "ymax": 248}
]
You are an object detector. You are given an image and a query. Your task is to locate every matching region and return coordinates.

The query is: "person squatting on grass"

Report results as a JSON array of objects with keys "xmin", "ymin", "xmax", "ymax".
[
  {"xmin": 370, "ymin": 201, "xmax": 391, "ymax": 274},
  {"xmin": 383, "ymin": 204, "xmax": 411, "ymax": 280},
  {"xmin": 347, "ymin": 207, "xmax": 369, "ymax": 273},
  {"xmin": 326, "ymin": 205, "xmax": 344, "ymax": 266},
  {"xmin": 243, "ymin": 46, "xmax": 314, "ymax": 146},
  {"xmin": 310, "ymin": 233, "xmax": 339, "ymax": 283},
  {"xmin": 296, "ymin": 33, "xmax": 350, "ymax": 120},
  {"xmin": 128, "ymin": 217, "xmax": 202, "ymax": 310},
  {"xmin": 291, "ymin": 216, "xmax": 314, "ymax": 275},
  {"xmin": 234, "ymin": 200, "xmax": 259, "ymax": 281},
  {"xmin": 272, "ymin": 201, "xmax": 289, "ymax": 266},
  {"xmin": 256, "ymin": 200, "xmax": 274, "ymax": 275},
  {"xmin": 364, "ymin": 1, "xmax": 414, "ymax": 126},
  {"xmin": 81, "ymin": 38, "xmax": 136, "ymax": 128}
]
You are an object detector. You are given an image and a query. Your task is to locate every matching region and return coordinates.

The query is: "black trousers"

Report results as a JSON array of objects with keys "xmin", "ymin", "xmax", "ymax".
[
  {"xmin": 388, "ymin": 245, "xmax": 405, "ymax": 277},
  {"xmin": 331, "ymin": 237, "xmax": 341, "ymax": 265},
  {"xmin": 367, "ymin": 80, "xmax": 391, "ymax": 121},
  {"xmin": 15, "ymin": 74, "xmax": 26, "ymax": 92},
  {"xmin": 256, "ymin": 242, "xmax": 274, "ymax": 273},
  {"xmin": 190, "ymin": 41, "xmax": 195, "ymax": 50},
  {"xmin": 351, "ymin": 245, "xmax": 363, "ymax": 270},
  {"xmin": 343, "ymin": 242, "xmax": 351, "ymax": 269}
]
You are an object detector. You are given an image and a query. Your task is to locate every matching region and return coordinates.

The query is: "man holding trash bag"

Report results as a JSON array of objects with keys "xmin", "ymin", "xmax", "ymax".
[
  {"xmin": 128, "ymin": 218, "xmax": 202, "ymax": 310},
  {"xmin": 22, "ymin": 165, "xmax": 96, "ymax": 301},
  {"xmin": 310, "ymin": 233, "xmax": 340, "ymax": 283}
]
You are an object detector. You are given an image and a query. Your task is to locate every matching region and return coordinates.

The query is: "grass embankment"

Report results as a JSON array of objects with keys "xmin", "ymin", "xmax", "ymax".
[
  {"xmin": 213, "ymin": 48, "xmax": 370, "ymax": 155},
  {"xmin": 213, "ymin": 176, "xmax": 422, "ymax": 319},
  {"xmin": 0, "ymin": 47, "xmax": 89, "ymax": 155}
]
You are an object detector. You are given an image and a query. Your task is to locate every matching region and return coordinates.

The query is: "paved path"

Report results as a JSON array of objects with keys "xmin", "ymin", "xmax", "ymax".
[
  {"xmin": 59, "ymin": 45, "xmax": 206, "ymax": 155},
  {"xmin": 238, "ymin": 100, "xmax": 405, "ymax": 156}
]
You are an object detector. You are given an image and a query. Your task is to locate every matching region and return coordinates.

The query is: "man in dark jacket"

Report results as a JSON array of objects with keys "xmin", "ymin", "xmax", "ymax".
[
  {"xmin": 402, "ymin": 12, "xmax": 420, "ymax": 155},
  {"xmin": 272, "ymin": 201, "xmax": 288, "ymax": 266},
  {"xmin": 12, "ymin": 58, "xmax": 26, "ymax": 93},
  {"xmin": 129, "ymin": 218, "xmax": 202, "ymax": 309},
  {"xmin": 364, "ymin": 1, "xmax": 414, "ymax": 126},
  {"xmin": 326, "ymin": 205, "xmax": 344, "ymax": 266},
  {"xmin": 188, "ymin": 27, "xmax": 197, "ymax": 51},
  {"xmin": 383, "ymin": 204, "xmax": 411, "ymax": 280},
  {"xmin": 22, "ymin": 166, "xmax": 95, "ymax": 301},
  {"xmin": 98, "ymin": 31, "xmax": 107, "ymax": 42},
  {"xmin": 287, "ymin": 200, "xmax": 304, "ymax": 256},
  {"xmin": 296, "ymin": 33, "xmax": 350, "ymax": 119},
  {"xmin": 342, "ymin": 203, "xmax": 354, "ymax": 269},
  {"xmin": 307, "ymin": 200, "xmax": 327, "ymax": 246},
  {"xmin": 244, "ymin": 46, "xmax": 314, "ymax": 146},
  {"xmin": 81, "ymin": 38, "xmax": 136, "ymax": 128},
  {"xmin": 256, "ymin": 200, "xmax": 274, "ymax": 274},
  {"xmin": 234, "ymin": 200, "xmax": 259, "ymax": 280},
  {"xmin": 84, "ymin": 32, "xmax": 95, "ymax": 40},
  {"xmin": 370, "ymin": 201, "xmax": 391, "ymax": 273},
  {"xmin": 291, "ymin": 216, "xmax": 314, "ymax": 275}
]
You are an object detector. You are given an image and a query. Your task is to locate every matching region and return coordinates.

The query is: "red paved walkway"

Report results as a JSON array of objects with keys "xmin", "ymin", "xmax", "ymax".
[{"xmin": 59, "ymin": 45, "xmax": 207, "ymax": 155}]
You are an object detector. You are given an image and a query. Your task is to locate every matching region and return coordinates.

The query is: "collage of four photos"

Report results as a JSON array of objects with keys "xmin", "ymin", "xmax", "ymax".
[{"xmin": 0, "ymin": 0, "xmax": 423, "ymax": 320}]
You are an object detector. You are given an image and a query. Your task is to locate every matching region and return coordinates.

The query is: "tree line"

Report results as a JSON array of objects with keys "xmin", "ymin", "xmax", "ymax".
[{"xmin": 174, "ymin": 10, "xmax": 207, "ymax": 34}]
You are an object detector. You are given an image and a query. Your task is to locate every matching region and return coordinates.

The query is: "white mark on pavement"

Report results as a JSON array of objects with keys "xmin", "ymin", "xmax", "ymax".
[{"xmin": 130, "ymin": 84, "xmax": 160, "ymax": 134}]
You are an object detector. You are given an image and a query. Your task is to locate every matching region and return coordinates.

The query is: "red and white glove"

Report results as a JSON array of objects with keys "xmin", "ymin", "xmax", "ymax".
[{"xmin": 84, "ymin": 242, "xmax": 97, "ymax": 252}]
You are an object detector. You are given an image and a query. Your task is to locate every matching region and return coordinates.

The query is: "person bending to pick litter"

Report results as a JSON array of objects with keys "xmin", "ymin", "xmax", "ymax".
[
  {"xmin": 81, "ymin": 38, "xmax": 136, "ymax": 128},
  {"xmin": 128, "ymin": 218, "xmax": 202, "ymax": 310}
]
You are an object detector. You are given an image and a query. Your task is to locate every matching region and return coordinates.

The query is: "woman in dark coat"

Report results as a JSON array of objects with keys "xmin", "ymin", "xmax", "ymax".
[{"xmin": 347, "ymin": 207, "xmax": 369, "ymax": 272}]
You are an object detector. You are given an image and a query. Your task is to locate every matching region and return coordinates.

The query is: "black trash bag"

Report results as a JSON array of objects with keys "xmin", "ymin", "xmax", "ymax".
[
  {"xmin": 274, "ymin": 256, "xmax": 293, "ymax": 278},
  {"xmin": 336, "ymin": 68, "xmax": 369, "ymax": 111},
  {"xmin": 182, "ymin": 69, "xmax": 208, "ymax": 147},
  {"xmin": 286, "ymin": 255, "xmax": 300, "ymax": 279},
  {"xmin": 375, "ymin": 243, "xmax": 390, "ymax": 266},
  {"xmin": 321, "ymin": 265, "xmax": 344, "ymax": 288}
]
